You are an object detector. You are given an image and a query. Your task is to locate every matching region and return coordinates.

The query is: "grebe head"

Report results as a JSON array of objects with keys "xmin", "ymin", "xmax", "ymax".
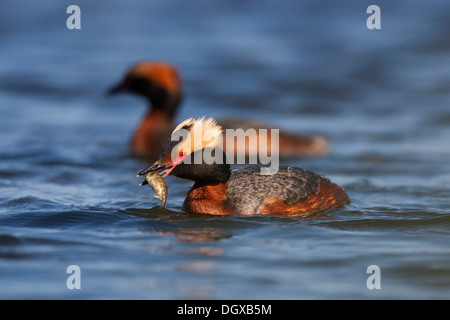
[
  {"xmin": 108, "ymin": 61, "xmax": 183, "ymax": 116},
  {"xmin": 137, "ymin": 117, "xmax": 231, "ymax": 184}
]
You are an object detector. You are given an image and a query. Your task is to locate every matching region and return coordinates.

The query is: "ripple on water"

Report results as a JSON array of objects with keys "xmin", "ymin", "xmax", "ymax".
[
  {"xmin": 0, "ymin": 234, "xmax": 22, "ymax": 245},
  {"xmin": 0, "ymin": 196, "xmax": 66, "ymax": 214},
  {"xmin": 0, "ymin": 234, "xmax": 29, "ymax": 260}
]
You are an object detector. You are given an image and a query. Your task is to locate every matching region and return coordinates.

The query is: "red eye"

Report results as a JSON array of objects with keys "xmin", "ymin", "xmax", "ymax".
[{"xmin": 178, "ymin": 152, "xmax": 186, "ymax": 159}]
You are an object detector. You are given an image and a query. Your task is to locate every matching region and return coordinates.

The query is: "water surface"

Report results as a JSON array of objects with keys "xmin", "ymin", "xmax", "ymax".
[{"xmin": 1, "ymin": 0, "xmax": 450, "ymax": 299}]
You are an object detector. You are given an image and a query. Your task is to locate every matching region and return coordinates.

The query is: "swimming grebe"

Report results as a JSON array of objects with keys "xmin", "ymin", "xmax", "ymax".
[
  {"xmin": 137, "ymin": 117, "xmax": 349, "ymax": 216},
  {"xmin": 108, "ymin": 62, "xmax": 183, "ymax": 160},
  {"xmin": 109, "ymin": 61, "xmax": 329, "ymax": 160}
]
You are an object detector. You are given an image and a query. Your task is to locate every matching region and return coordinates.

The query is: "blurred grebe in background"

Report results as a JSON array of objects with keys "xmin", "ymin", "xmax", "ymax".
[{"xmin": 108, "ymin": 61, "xmax": 329, "ymax": 161}]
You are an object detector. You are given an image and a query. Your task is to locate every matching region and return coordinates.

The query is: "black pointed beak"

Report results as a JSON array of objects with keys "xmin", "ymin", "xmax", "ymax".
[
  {"xmin": 107, "ymin": 83, "xmax": 125, "ymax": 96},
  {"xmin": 137, "ymin": 163, "xmax": 166, "ymax": 187},
  {"xmin": 137, "ymin": 163, "xmax": 167, "ymax": 177},
  {"xmin": 137, "ymin": 159, "xmax": 179, "ymax": 186}
]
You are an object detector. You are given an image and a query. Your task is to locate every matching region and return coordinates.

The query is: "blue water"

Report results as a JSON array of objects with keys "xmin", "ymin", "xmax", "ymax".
[{"xmin": 1, "ymin": 0, "xmax": 450, "ymax": 299}]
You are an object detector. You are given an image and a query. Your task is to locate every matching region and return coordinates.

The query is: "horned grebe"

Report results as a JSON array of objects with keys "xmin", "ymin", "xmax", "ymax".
[
  {"xmin": 137, "ymin": 117, "xmax": 349, "ymax": 216},
  {"xmin": 109, "ymin": 61, "xmax": 329, "ymax": 161}
]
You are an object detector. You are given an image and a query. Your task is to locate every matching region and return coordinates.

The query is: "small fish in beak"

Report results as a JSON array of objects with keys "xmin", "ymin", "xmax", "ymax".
[{"xmin": 140, "ymin": 171, "xmax": 168, "ymax": 207}]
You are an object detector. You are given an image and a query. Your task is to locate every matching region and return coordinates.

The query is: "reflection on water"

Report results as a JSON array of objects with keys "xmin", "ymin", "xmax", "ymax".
[
  {"xmin": 1, "ymin": 0, "xmax": 450, "ymax": 299},
  {"xmin": 158, "ymin": 229, "xmax": 232, "ymax": 243}
]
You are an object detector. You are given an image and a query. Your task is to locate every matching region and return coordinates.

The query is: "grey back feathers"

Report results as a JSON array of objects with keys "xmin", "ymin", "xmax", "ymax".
[{"xmin": 225, "ymin": 166, "xmax": 326, "ymax": 214}]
